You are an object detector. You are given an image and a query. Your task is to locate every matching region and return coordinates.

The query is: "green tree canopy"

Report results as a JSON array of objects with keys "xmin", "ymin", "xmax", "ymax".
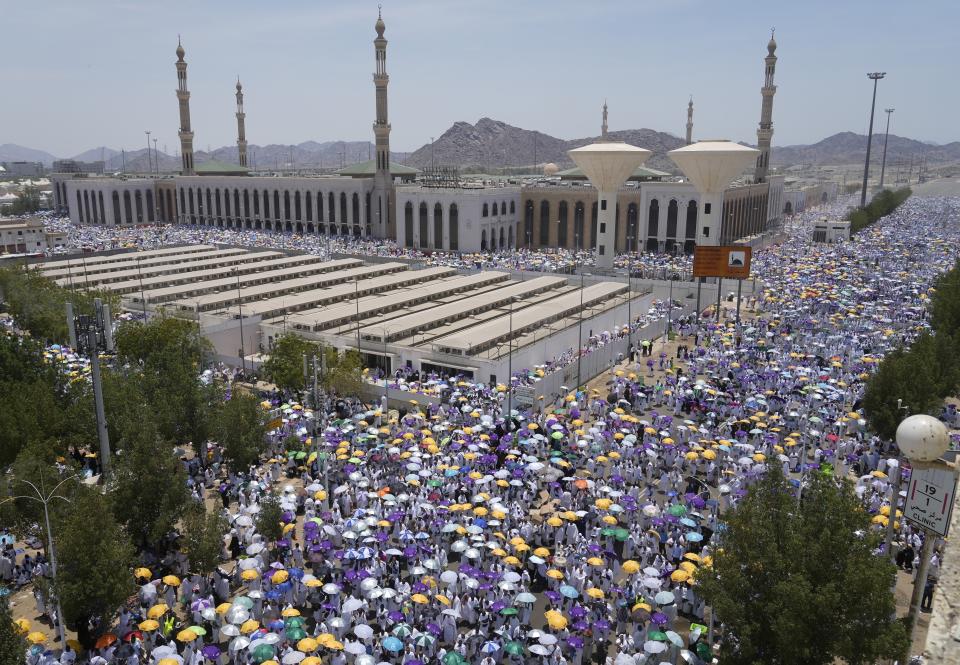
[
  {"xmin": 325, "ymin": 348, "xmax": 363, "ymax": 396},
  {"xmin": 255, "ymin": 493, "xmax": 284, "ymax": 544},
  {"xmin": 213, "ymin": 391, "xmax": 267, "ymax": 473},
  {"xmin": 930, "ymin": 258, "xmax": 960, "ymax": 334},
  {"xmin": 261, "ymin": 332, "xmax": 319, "ymax": 393},
  {"xmin": 697, "ymin": 465, "xmax": 907, "ymax": 665},
  {"xmin": 0, "ymin": 596, "xmax": 25, "ymax": 665},
  {"xmin": 54, "ymin": 485, "xmax": 135, "ymax": 649},
  {"xmin": 180, "ymin": 503, "xmax": 227, "ymax": 576}
]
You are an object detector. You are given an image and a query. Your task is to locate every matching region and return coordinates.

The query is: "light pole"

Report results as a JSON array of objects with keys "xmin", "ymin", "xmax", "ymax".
[
  {"xmin": 506, "ymin": 296, "xmax": 515, "ymax": 415},
  {"xmin": 2, "ymin": 473, "xmax": 79, "ymax": 649},
  {"xmin": 879, "ymin": 108, "xmax": 895, "ymax": 189},
  {"xmin": 576, "ymin": 272, "xmax": 587, "ymax": 390},
  {"xmin": 860, "ymin": 72, "xmax": 886, "ymax": 208},
  {"xmin": 234, "ymin": 269, "xmax": 246, "ymax": 375},
  {"xmin": 136, "ymin": 257, "xmax": 148, "ymax": 321},
  {"xmin": 153, "ymin": 137, "xmax": 159, "ymax": 176},
  {"xmin": 896, "ymin": 414, "xmax": 952, "ymax": 648},
  {"xmin": 145, "ymin": 131, "xmax": 152, "ymax": 174}
]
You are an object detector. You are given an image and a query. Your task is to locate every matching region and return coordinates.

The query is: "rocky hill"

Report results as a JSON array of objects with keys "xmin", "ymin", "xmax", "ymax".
[
  {"xmin": 771, "ymin": 132, "xmax": 960, "ymax": 166},
  {"xmin": 405, "ymin": 118, "xmax": 684, "ymax": 172}
]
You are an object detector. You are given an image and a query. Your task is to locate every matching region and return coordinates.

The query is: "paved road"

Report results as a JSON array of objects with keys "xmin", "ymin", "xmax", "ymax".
[{"xmin": 911, "ymin": 178, "xmax": 960, "ymax": 198}]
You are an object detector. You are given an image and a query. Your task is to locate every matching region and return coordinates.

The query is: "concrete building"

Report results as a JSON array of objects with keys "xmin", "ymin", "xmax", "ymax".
[
  {"xmin": 51, "ymin": 159, "xmax": 105, "ymax": 175},
  {"xmin": 395, "ymin": 183, "xmax": 520, "ymax": 252},
  {"xmin": 1, "ymin": 162, "xmax": 44, "ymax": 178},
  {"xmin": 812, "ymin": 218, "xmax": 850, "ymax": 243},
  {"xmin": 0, "ymin": 217, "xmax": 53, "ymax": 254}
]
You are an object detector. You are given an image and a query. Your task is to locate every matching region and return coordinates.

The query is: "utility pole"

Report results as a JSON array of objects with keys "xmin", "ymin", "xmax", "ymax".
[
  {"xmin": 71, "ymin": 298, "xmax": 113, "ymax": 482},
  {"xmin": 860, "ymin": 72, "xmax": 886, "ymax": 208},
  {"xmin": 879, "ymin": 108, "xmax": 894, "ymax": 189},
  {"xmin": 145, "ymin": 131, "xmax": 152, "ymax": 174}
]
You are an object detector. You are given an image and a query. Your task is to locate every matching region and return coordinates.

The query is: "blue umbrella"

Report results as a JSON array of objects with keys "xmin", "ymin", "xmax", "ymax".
[
  {"xmin": 685, "ymin": 532, "xmax": 704, "ymax": 542},
  {"xmin": 382, "ymin": 636, "xmax": 404, "ymax": 652},
  {"xmin": 679, "ymin": 518, "xmax": 697, "ymax": 528},
  {"xmin": 559, "ymin": 585, "xmax": 579, "ymax": 599}
]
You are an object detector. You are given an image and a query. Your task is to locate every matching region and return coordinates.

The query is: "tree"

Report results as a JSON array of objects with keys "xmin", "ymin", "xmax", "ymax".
[
  {"xmin": 109, "ymin": 417, "xmax": 189, "ymax": 550},
  {"xmin": 324, "ymin": 348, "xmax": 363, "ymax": 396},
  {"xmin": 930, "ymin": 259, "xmax": 960, "ymax": 334},
  {"xmin": 697, "ymin": 465, "xmax": 907, "ymax": 665},
  {"xmin": 181, "ymin": 503, "xmax": 227, "ymax": 576},
  {"xmin": 212, "ymin": 391, "xmax": 267, "ymax": 473},
  {"xmin": 255, "ymin": 493, "xmax": 284, "ymax": 544},
  {"xmin": 261, "ymin": 333, "xmax": 319, "ymax": 393},
  {"xmin": 0, "ymin": 596, "xmax": 25, "ymax": 665},
  {"xmin": 54, "ymin": 485, "xmax": 135, "ymax": 650}
]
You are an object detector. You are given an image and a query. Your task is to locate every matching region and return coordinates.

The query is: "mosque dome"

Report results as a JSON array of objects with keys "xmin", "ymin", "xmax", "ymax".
[
  {"xmin": 543, "ymin": 163, "xmax": 559, "ymax": 176},
  {"xmin": 375, "ymin": 13, "xmax": 386, "ymax": 37},
  {"xmin": 176, "ymin": 43, "xmax": 185, "ymax": 60},
  {"xmin": 767, "ymin": 34, "xmax": 777, "ymax": 55}
]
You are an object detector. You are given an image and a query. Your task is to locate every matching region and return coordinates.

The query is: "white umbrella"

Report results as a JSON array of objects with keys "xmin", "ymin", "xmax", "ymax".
[
  {"xmin": 220, "ymin": 624, "xmax": 240, "ymax": 637},
  {"xmin": 281, "ymin": 652, "xmax": 306, "ymax": 665},
  {"xmin": 226, "ymin": 607, "xmax": 249, "ymax": 624},
  {"xmin": 343, "ymin": 597, "xmax": 365, "ymax": 614},
  {"xmin": 538, "ymin": 634, "xmax": 558, "ymax": 646},
  {"xmin": 246, "ymin": 543, "xmax": 264, "ymax": 555},
  {"xmin": 354, "ymin": 624, "xmax": 374, "ymax": 639},
  {"xmin": 644, "ymin": 641, "xmax": 667, "ymax": 654},
  {"xmin": 229, "ymin": 636, "xmax": 251, "ymax": 652},
  {"xmin": 238, "ymin": 559, "xmax": 260, "ymax": 571},
  {"xmin": 344, "ymin": 641, "xmax": 366, "ymax": 655},
  {"xmin": 530, "ymin": 645, "xmax": 551, "ymax": 655},
  {"xmin": 439, "ymin": 570, "xmax": 459, "ymax": 584},
  {"xmin": 322, "ymin": 583, "xmax": 341, "ymax": 594}
]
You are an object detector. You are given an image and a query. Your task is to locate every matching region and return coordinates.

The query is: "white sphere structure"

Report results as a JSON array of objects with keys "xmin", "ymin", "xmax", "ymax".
[
  {"xmin": 667, "ymin": 140, "xmax": 759, "ymax": 246},
  {"xmin": 543, "ymin": 163, "xmax": 559, "ymax": 176},
  {"xmin": 895, "ymin": 414, "xmax": 950, "ymax": 462},
  {"xmin": 567, "ymin": 142, "xmax": 652, "ymax": 268}
]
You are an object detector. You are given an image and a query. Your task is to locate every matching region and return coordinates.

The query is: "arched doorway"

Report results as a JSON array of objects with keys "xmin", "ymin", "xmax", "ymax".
[{"xmin": 404, "ymin": 202, "xmax": 414, "ymax": 248}]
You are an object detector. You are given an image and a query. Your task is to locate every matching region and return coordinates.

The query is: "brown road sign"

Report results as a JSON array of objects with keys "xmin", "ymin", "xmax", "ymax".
[{"xmin": 693, "ymin": 245, "xmax": 752, "ymax": 279}]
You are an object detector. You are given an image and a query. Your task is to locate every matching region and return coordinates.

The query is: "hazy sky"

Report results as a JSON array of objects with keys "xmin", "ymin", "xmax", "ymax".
[{"xmin": 2, "ymin": 0, "xmax": 954, "ymax": 158}]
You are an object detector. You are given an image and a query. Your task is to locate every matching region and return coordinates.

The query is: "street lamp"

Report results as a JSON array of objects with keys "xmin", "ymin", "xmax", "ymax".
[
  {"xmin": 896, "ymin": 414, "xmax": 951, "ymax": 646},
  {"xmin": 879, "ymin": 108, "xmax": 895, "ymax": 189},
  {"xmin": 233, "ymin": 268, "xmax": 246, "ymax": 375},
  {"xmin": 145, "ymin": 130, "xmax": 152, "ymax": 174},
  {"xmin": 506, "ymin": 296, "xmax": 516, "ymax": 415},
  {"xmin": 1, "ymin": 474, "xmax": 79, "ymax": 649},
  {"xmin": 860, "ymin": 72, "xmax": 886, "ymax": 208}
]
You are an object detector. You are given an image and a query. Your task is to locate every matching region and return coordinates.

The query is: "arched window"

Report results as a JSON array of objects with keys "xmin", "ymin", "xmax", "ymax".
[
  {"xmin": 481, "ymin": 229, "xmax": 487, "ymax": 250},
  {"xmin": 98, "ymin": 192, "xmax": 105, "ymax": 223},
  {"xmin": 352, "ymin": 192, "xmax": 360, "ymax": 227},
  {"xmin": 146, "ymin": 191, "xmax": 155, "ymax": 222},
  {"xmin": 294, "ymin": 191, "xmax": 301, "ymax": 220},
  {"xmin": 419, "ymin": 202, "xmax": 428, "ymax": 249},
  {"xmin": 482, "ymin": 203, "xmax": 489, "ymax": 217},
  {"xmin": 524, "ymin": 200, "xmax": 534, "ymax": 246},
  {"xmin": 574, "ymin": 202, "xmax": 585, "ymax": 250},
  {"xmin": 366, "ymin": 191, "xmax": 372, "ymax": 227},
  {"xmin": 492, "ymin": 202, "xmax": 498, "ymax": 216},
  {"xmin": 499, "ymin": 227, "xmax": 505, "ymax": 249},
  {"xmin": 124, "ymin": 191, "xmax": 133, "ymax": 223},
  {"xmin": 113, "ymin": 191, "xmax": 121, "ymax": 225},
  {"xmin": 284, "ymin": 191, "xmax": 291, "ymax": 220},
  {"xmin": 449, "ymin": 203, "xmax": 459, "ymax": 251},
  {"xmin": 188, "ymin": 188, "xmax": 195, "ymax": 215},
  {"xmin": 434, "ymin": 203, "xmax": 443, "ymax": 250},
  {"xmin": 685, "ymin": 200, "xmax": 697, "ymax": 238},
  {"xmin": 214, "ymin": 189, "xmax": 222, "ymax": 217},
  {"xmin": 404, "ymin": 202, "xmax": 414, "ymax": 248},
  {"xmin": 224, "ymin": 189, "xmax": 231, "ymax": 217},
  {"xmin": 328, "ymin": 192, "xmax": 336, "ymax": 223},
  {"xmin": 557, "ymin": 201, "xmax": 568, "ymax": 248},
  {"xmin": 508, "ymin": 225, "xmax": 514, "ymax": 247},
  {"xmin": 317, "ymin": 192, "xmax": 323, "ymax": 221},
  {"xmin": 340, "ymin": 192, "xmax": 347, "ymax": 225},
  {"xmin": 510, "ymin": 200, "xmax": 515, "ymax": 214},
  {"xmin": 242, "ymin": 190, "xmax": 248, "ymax": 218},
  {"xmin": 82, "ymin": 191, "xmax": 89, "ymax": 223},
  {"xmin": 784, "ymin": 200, "xmax": 792, "ymax": 215},
  {"xmin": 204, "ymin": 188, "xmax": 212, "ymax": 216},
  {"xmin": 273, "ymin": 191, "xmax": 280, "ymax": 220},
  {"xmin": 627, "ymin": 203, "xmax": 638, "ymax": 251},
  {"xmin": 539, "ymin": 200, "xmax": 550, "ymax": 247},
  {"xmin": 590, "ymin": 202, "xmax": 598, "ymax": 249},
  {"xmin": 647, "ymin": 199, "xmax": 659, "ymax": 237},
  {"xmin": 502, "ymin": 201, "xmax": 507, "ymax": 216}
]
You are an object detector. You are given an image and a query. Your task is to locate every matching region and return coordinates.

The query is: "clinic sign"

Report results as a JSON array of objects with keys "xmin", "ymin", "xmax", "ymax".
[
  {"xmin": 904, "ymin": 463, "xmax": 959, "ymax": 537},
  {"xmin": 693, "ymin": 245, "xmax": 752, "ymax": 279}
]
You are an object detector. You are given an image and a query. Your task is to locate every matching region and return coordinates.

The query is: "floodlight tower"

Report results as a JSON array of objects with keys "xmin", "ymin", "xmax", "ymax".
[
  {"xmin": 667, "ymin": 140, "xmax": 760, "ymax": 246},
  {"xmin": 568, "ymin": 142, "xmax": 651, "ymax": 269}
]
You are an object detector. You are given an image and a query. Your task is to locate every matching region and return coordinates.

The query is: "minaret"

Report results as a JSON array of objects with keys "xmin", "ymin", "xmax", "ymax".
[
  {"xmin": 372, "ymin": 7, "xmax": 393, "ymax": 238},
  {"xmin": 235, "ymin": 78, "xmax": 248, "ymax": 168},
  {"xmin": 175, "ymin": 38, "xmax": 195, "ymax": 175},
  {"xmin": 601, "ymin": 101, "xmax": 608, "ymax": 139},
  {"xmin": 754, "ymin": 29, "xmax": 777, "ymax": 183},
  {"xmin": 685, "ymin": 96, "xmax": 694, "ymax": 145}
]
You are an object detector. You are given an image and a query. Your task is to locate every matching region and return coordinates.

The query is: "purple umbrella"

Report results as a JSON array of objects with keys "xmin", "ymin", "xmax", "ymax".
[
  {"xmin": 490, "ymin": 600, "xmax": 508, "ymax": 612},
  {"xmin": 424, "ymin": 623, "xmax": 441, "ymax": 636},
  {"xmin": 569, "ymin": 606, "xmax": 587, "ymax": 618},
  {"xmin": 651, "ymin": 612, "xmax": 669, "ymax": 625},
  {"xmin": 201, "ymin": 645, "xmax": 221, "ymax": 660},
  {"xmin": 388, "ymin": 611, "xmax": 406, "ymax": 622},
  {"xmin": 572, "ymin": 620, "xmax": 590, "ymax": 632},
  {"xmin": 567, "ymin": 636, "xmax": 585, "ymax": 649}
]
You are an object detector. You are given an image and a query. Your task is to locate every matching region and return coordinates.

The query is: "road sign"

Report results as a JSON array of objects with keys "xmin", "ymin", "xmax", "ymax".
[
  {"xmin": 904, "ymin": 463, "xmax": 959, "ymax": 537},
  {"xmin": 693, "ymin": 245, "xmax": 752, "ymax": 279},
  {"xmin": 513, "ymin": 386, "xmax": 535, "ymax": 407}
]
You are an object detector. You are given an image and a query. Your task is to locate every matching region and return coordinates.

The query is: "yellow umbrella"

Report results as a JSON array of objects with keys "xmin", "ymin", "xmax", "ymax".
[
  {"xmin": 514, "ymin": 543, "xmax": 530, "ymax": 553},
  {"xmin": 594, "ymin": 498, "xmax": 612, "ymax": 510},
  {"xmin": 161, "ymin": 575, "xmax": 181, "ymax": 587},
  {"xmin": 282, "ymin": 608, "xmax": 301, "ymax": 617},
  {"xmin": 147, "ymin": 604, "xmax": 169, "ymax": 619},
  {"xmin": 411, "ymin": 593, "xmax": 429, "ymax": 604},
  {"xmin": 298, "ymin": 637, "xmax": 320, "ymax": 652},
  {"xmin": 503, "ymin": 556, "xmax": 521, "ymax": 566},
  {"xmin": 326, "ymin": 641, "xmax": 344, "ymax": 650},
  {"xmin": 671, "ymin": 569, "xmax": 690, "ymax": 582},
  {"xmin": 271, "ymin": 570, "xmax": 290, "ymax": 584},
  {"xmin": 546, "ymin": 569, "xmax": 564, "ymax": 580},
  {"xmin": 683, "ymin": 553, "xmax": 701, "ymax": 562},
  {"xmin": 159, "ymin": 660, "xmax": 180, "ymax": 665},
  {"xmin": 138, "ymin": 619, "xmax": 159, "ymax": 631},
  {"xmin": 586, "ymin": 557, "xmax": 604, "ymax": 567},
  {"xmin": 13, "ymin": 619, "xmax": 30, "ymax": 635},
  {"xmin": 679, "ymin": 561, "xmax": 697, "ymax": 573},
  {"xmin": 241, "ymin": 569, "xmax": 259, "ymax": 581},
  {"xmin": 533, "ymin": 547, "xmax": 550, "ymax": 557},
  {"xmin": 302, "ymin": 658, "xmax": 322, "ymax": 665},
  {"xmin": 585, "ymin": 587, "xmax": 605, "ymax": 599},
  {"xmin": 216, "ymin": 602, "xmax": 233, "ymax": 614},
  {"xmin": 304, "ymin": 578, "xmax": 322, "ymax": 588},
  {"xmin": 545, "ymin": 611, "xmax": 568, "ymax": 630},
  {"xmin": 621, "ymin": 560, "xmax": 640, "ymax": 574},
  {"xmin": 546, "ymin": 517, "xmax": 563, "ymax": 527},
  {"xmin": 240, "ymin": 619, "xmax": 260, "ymax": 634},
  {"xmin": 436, "ymin": 595, "xmax": 451, "ymax": 605},
  {"xmin": 177, "ymin": 629, "xmax": 199, "ymax": 642},
  {"xmin": 134, "ymin": 567, "xmax": 152, "ymax": 580},
  {"xmin": 27, "ymin": 632, "xmax": 47, "ymax": 645},
  {"xmin": 601, "ymin": 515, "xmax": 618, "ymax": 525}
]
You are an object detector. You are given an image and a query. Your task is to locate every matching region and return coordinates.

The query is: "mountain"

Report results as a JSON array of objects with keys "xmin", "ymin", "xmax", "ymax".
[
  {"xmin": 405, "ymin": 118, "xmax": 685, "ymax": 172},
  {"xmin": 70, "ymin": 146, "xmax": 120, "ymax": 163},
  {"xmin": 0, "ymin": 143, "xmax": 58, "ymax": 166},
  {"xmin": 771, "ymin": 132, "xmax": 960, "ymax": 166}
]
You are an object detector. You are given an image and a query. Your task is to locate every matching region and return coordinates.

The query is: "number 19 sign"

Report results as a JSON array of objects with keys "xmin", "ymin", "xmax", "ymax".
[{"xmin": 904, "ymin": 464, "xmax": 959, "ymax": 537}]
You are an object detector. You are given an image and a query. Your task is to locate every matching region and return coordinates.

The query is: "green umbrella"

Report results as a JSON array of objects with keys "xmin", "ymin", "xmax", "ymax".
[
  {"xmin": 442, "ymin": 653, "xmax": 468, "ymax": 665},
  {"xmin": 284, "ymin": 616, "xmax": 306, "ymax": 628},
  {"xmin": 499, "ymin": 607, "xmax": 518, "ymax": 616},
  {"xmin": 614, "ymin": 528, "xmax": 630, "ymax": 541},
  {"xmin": 187, "ymin": 625, "xmax": 206, "ymax": 636},
  {"xmin": 294, "ymin": 451, "xmax": 307, "ymax": 460},
  {"xmin": 667, "ymin": 504, "xmax": 687, "ymax": 516},
  {"xmin": 285, "ymin": 627, "xmax": 307, "ymax": 641},
  {"xmin": 504, "ymin": 641, "xmax": 525, "ymax": 656},
  {"xmin": 696, "ymin": 642, "xmax": 712, "ymax": 660},
  {"xmin": 550, "ymin": 431, "xmax": 563, "ymax": 440},
  {"xmin": 600, "ymin": 528, "xmax": 616, "ymax": 537},
  {"xmin": 648, "ymin": 630, "xmax": 668, "ymax": 642},
  {"xmin": 428, "ymin": 480, "xmax": 443, "ymax": 487},
  {"xmin": 250, "ymin": 644, "xmax": 275, "ymax": 663}
]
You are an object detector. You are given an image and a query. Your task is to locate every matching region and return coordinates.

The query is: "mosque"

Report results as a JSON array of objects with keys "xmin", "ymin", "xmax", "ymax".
[{"xmin": 50, "ymin": 12, "xmax": 814, "ymax": 256}]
